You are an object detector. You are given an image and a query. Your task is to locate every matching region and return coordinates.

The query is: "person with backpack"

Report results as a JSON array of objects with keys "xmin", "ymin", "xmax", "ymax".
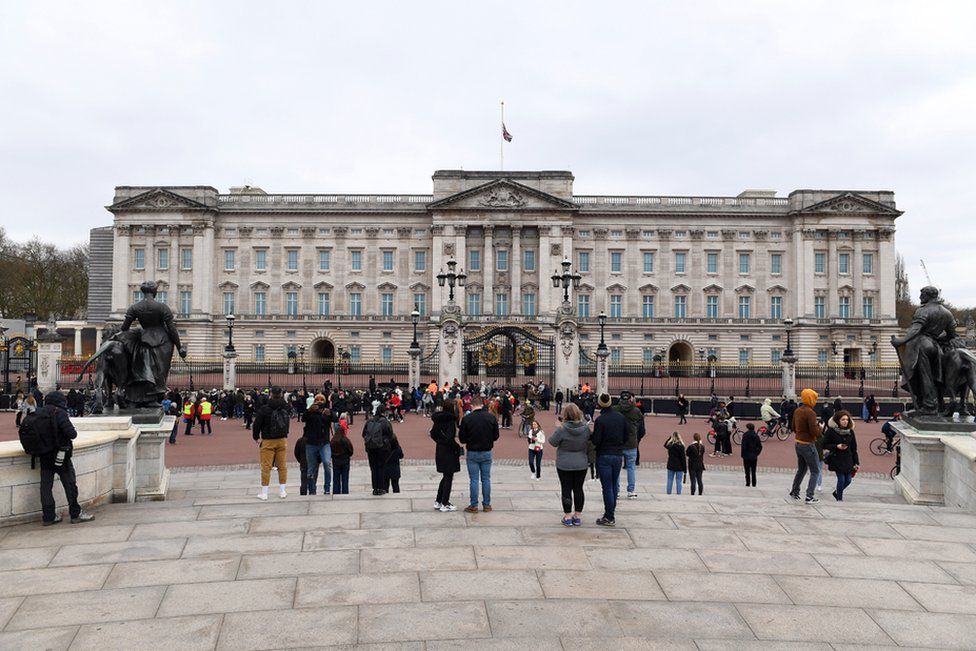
[
  {"xmin": 740, "ymin": 422, "xmax": 763, "ymax": 487},
  {"xmin": 20, "ymin": 391, "xmax": 94, "ymax": 525},
  {"xmin": 252, "ymin": 386, "xmax": 290, "ymax": 500},
  {"xmin": 303, "ymin": 396, "xmax": 332, "ymax": 495},
  {"xmin": 363, "ymin": 407, "xmax": 395, "ymax": 495},
  {"xmin": 431, "ymin": 401, "xmax": 462, "ymax": 512}
]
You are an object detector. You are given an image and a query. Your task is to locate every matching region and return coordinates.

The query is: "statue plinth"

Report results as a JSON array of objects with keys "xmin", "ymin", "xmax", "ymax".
[
  {"xmin": 87, "ymin": 406, "xmax": 164, "ymax": 426},
  {"xmin": 902, "ymin": 411, "xmax": 976, "ymax": 435}
]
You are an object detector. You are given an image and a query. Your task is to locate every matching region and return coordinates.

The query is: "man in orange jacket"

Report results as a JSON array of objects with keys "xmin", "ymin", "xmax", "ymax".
[{"xmin": 789, "ymin": 388, "xmax": 822, "ymax": 504}]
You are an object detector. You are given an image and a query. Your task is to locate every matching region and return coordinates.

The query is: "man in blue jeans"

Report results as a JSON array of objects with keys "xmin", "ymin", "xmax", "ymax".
[
  {"xmin": 303, "ymin": 399, "xmax": 333, "ymax": 495},
  {"xmin": 591, "ymin": 393, "xmax": 628, "ymax": 526},
  {"xmin": 616, "ymin": 391, "xmax": 646, "ymax": 499},
  {"xmin": 458, "ymin": 395, "xmax": 500, "ymax": 513}
]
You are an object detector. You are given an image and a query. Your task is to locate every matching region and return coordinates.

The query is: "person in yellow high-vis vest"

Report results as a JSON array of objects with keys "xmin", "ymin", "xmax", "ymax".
[
  {"xmin": 198, "ymin": 398, "xmax": 213, "ymax": 435},
  {"xmin": 183, "ymin": 399, "xmax": 195, "ymax": 436}
]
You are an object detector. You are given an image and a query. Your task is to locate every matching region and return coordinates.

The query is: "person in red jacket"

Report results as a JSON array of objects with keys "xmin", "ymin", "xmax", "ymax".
[{"xmin": 197, "ymin": 397, "xmax": 213, "ymax": 435}]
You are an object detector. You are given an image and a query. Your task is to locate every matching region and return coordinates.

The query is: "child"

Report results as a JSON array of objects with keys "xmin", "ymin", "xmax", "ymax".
[
  {"xmin": 384, "ymin": 434, "xmax": 404, "ymax": 494},
  {"xmin": 330, "ymin": 417, "xmax": 353, "ymax": 494},
  {"xmin": 527, "ymin": 420, "xmax": 546, "ymax": 480}
]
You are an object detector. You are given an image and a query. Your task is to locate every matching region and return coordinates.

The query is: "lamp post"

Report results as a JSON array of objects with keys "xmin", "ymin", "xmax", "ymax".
[
  {"xmin": 436, "ymin": 257, "xmax": 467, "ymax": 304},
  {"xmin": 783, "ymin": 317, "xmax": 795, "ymax": 359},
  {"xmin": 410, "ymin": 308, "xmax": 420, "ymax": 349},
  {"xmin": 299, "ymin": 345, "xmax": 307, "ymax": 392},
  {"xmin": 224, "ymin": 314, "xmax": 236, "ymax": 353},
  {"xmin": 597, "ymin": 310, "xmax": 608, "ymax": 353},
  {"xmin": 550, "ymin": 257, "xmax": 582, "ymax": 305},
  {"xmin": 337, "ymin": 345, "xmax": 344, "ymax": 390}
]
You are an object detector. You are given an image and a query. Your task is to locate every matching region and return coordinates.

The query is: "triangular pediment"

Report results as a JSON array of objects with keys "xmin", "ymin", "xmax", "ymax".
[
  {"xmin": 108, "ymin": 188, "xmax": 211, "ymax": 212},
  {"xmin": 766, "ymin": 284, "xmax": 788, "ymax": 294},
  {"xmin": 428, "ymin": 179, "xmax": 577, "ymax": 211},
  {"xmin": 671, "ymin": 283, "xmax": 691, "ymax": 293},
  {"xmin": 638, "ymin": 283, "xmax": 659, "ymax": 293},
  {"xmin": 735, "ymin": 283, "xmax": 756, "ymax": 294},
  {"xmin": 702, "ymin": 283, "xmax": 723, "ymax": 293},
  {"xmin": 793, "ymin": 192, "xmax": 902, "ymax": 216}
]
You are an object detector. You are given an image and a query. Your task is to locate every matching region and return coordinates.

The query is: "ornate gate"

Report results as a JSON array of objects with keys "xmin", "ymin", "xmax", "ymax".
[
  {"xmin": 463, "ymin": 326, "xmax": 554, "ymax": 388},
  {"xmin": 2, "ymin": 336, "xmax": 36, "ymax": 394}
]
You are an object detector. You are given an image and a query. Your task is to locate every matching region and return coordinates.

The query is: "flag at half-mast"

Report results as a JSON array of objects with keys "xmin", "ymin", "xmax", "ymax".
[{"xmin": 502, "ymin": 123, "xmax": 513, "ymax": 142}]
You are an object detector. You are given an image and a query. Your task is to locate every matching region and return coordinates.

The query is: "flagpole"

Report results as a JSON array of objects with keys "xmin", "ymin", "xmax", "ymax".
[{"xmin": 500, "ymin": 101, "xmax": 504, "ymax": 171}]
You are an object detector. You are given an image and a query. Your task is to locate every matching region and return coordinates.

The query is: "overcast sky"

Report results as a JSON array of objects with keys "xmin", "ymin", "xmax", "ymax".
[{"xmin": 1, "ymin": 1, "xmax": 974, "ymax": 303}]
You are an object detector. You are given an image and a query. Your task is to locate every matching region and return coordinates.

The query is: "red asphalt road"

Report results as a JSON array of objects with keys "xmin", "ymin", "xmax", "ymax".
[{"xmin": 0, "ymin": 410, "xmax": 897, "ymax": 475}]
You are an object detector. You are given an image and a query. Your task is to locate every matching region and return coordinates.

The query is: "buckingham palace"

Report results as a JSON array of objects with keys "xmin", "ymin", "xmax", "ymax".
[{"xmin": 81, "ymin": 169, "xmax": 900, "ymax": 389}]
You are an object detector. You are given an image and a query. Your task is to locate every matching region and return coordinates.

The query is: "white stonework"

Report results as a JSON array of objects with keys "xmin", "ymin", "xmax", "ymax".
[{"xmin": 92, "ymin": 171, "xmax": 901, "ymax": 371}]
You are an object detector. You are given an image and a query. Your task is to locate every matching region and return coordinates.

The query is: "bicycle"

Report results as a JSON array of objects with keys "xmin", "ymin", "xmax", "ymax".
[
  {"xmin": 758, "ymin": 419, "xmax": 791, "ymax": 441},
  {"xmin": 889, "ymin": 442, "xmax": 901, "ymax": 479},
  {"xmin": 871, "ymin": 435, "xmax": 899, "ymax": 456}
]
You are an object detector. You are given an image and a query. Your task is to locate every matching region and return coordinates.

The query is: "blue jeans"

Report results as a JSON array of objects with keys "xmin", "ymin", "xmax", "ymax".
[
  {"xmin": 667, "ymin": 470, "xmax": 684, "ymax": 494},
  {"xmin": 333, "ymin": 462, "xmax": 350, "ymax": 494},
  {"xmin": 466, "ymin": 450, "xmax": 493, "ymax": 507},
  {"xmin": 306, "ymin": 443, "xmax": 332, "ymax": 494},
  {"xmin": 835, "ymin": 472, "xmax": 853, "ymax": 500},
  {"xmin": 622, "ymin": 448, "xmax": 638, "ymax": 493},
  {"xmin": 596, "ymin": 454, "xmax": 623, "ymax": 521},
  {"xmin": 791, "ymin": 443, "xmax": 821, "ymax": 500},
  {"xmin": 528, "ymin": 449, "xmax": 543, "ymax": 478}
]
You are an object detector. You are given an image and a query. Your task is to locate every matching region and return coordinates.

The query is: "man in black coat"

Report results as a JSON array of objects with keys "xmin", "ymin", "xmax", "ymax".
[
  {"xmin": 363, "ymin": 408, "xmax": 395, "ymax": 495},
  {"xmin": 740, "ymin": 423, "xmax": 763, "ymax": 487},
  {"xmin": 591, "ymin": 393, "xmax": 627, "ymax": 527},
  {"xmin": 252, "ymin": 386, "xmax": 290, "ymax": 500},
  {"xmin": 35, "ymin": 391, "xmax": 94, "ymax": 525},
  {"xmin": 459, "ymin": 396, "xmax": 500, "ymax": 512}
]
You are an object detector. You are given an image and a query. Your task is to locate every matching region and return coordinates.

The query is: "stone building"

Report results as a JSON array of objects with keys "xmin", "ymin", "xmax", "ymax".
[{"xmin": 85, "ymin": 170, "xmax": 900, "ymax": 376}]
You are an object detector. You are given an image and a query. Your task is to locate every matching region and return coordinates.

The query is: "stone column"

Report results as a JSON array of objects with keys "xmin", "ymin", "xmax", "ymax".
[
  {"xmin": 36, "ymin": 333, "xmax": 63, "ymax": 394},
  {"xmin": 74, "ymin": 329, "xmax": 83, "ymax": 357},
  {"xmin": 554, "ymin": 303, "xmax": 580, "ymax": 398},
  {"xmin": 408, "ymin": 344, "xmax": 421, "ymax": 390},
  {"xmin": 112, "ymin": 225, "xmax": 131, "ymax": 314},
  {"xmin": 223, "ymin": 350, "xmax": 237, "ymax": 391},
  {"xmin": 511, "ymin": 226, "xmax": 522, "ymax": 315},
  {"xmin": 539, "ymin": 226, "xmax": 552, "ymax": 316},
  {"xmin": 438, "ymin": 304, "xmax": 463, "ymax": 386},
  {"xmin": 95, "ymin": 328, "xmax": 103, "ymax": 351},
  {"xmin": 483, "ymin": 226, "xmax": 494, "ymax": 315},
  {"xmin": 595, "ymin": 345, "xmax": 610, "ymax": 396},
  {"xmin": 780, "ymin": 353, "xmax": 797, "ymax": 399}
]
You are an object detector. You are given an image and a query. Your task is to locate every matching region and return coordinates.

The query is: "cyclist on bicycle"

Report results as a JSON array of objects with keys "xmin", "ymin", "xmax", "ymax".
[
  {"xmin": 760, "ymin": 398, "xmax": 781, "ymax": 433},
  {"xmin": 881, "ymin": 412, "xmax": 901, "ymax": 452}
]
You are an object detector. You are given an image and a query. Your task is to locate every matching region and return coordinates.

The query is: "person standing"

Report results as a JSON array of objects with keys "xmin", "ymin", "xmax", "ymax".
[
  {"xmin": 591, "ymin": 393, "xmax": 627, "ymax": 527},
  {"xmin": 458, "ymin": 395, "xmax": 500, "ymax": 513},
  {"xmin": 823, "ymin": 410, "xmax": 859, "ymax": 501},
  {"xmin": 616, "ymin": 391, "xmax": 646, "ymax": 499},
  {"xmin": 686, "ymin": 432, "xmax": 706, "ymax": 495},
  {"xmin": 677, "ymin": 394, "xmax": 689, "ymax": 425},
  {"xmin": 330, "ymin": 417, "xmax": 353, "ymax": 494},
  {"xmin": 664, "ymin": 432, "xmax": 687, "ymax": 495},
  {"xmin": 554, "ymin": 388, "xmax": 564, "ymax": 415},
  {"xmin": 527, "ymin": 421, "xmax": 545, "ymax": 481},
  {"xmin": 27, "ymin": 391, "xmax": 94, "ymax": 525},
  {"xmin": 431, "ymin": 402, "xmax": 462, "ymax": 511},
  {"xmin": 498, "ymin": 390, "xmax": 513, "ymax": 430},
  {"xmin": 740, "ymin": 422, "xmax": 763, "ymax": 487},
  {"xmin": 294, "ymin": 433, "xmax": 308, "ymax": 496},
  {"xmin": 363, "ymin": 407, "xmax": 395, "ymax": 495},
  {"xmin": 548, "ymin": 403, "xmax": 590, "ymax": 526},
  {"xmin": 243, "ymin": 395, "xmax": 254, "ymax": 430},
  {"xmin": 789, "ymin": 388, "xmax": 822, "ymax": 504},
  {"xmin": 384, "ymin": 434, "xmax": 404, "ymax": 493},
  {"xmin": 304, "ymin": 398, "xmax": 332, "ymax": 495},
  {"xmin": 252, "ymin": 386, "xmax": 290, "ymax": 500},
  {"xmin": 198, "ymin": 395, "xmax": 213, "ymax": 435}
]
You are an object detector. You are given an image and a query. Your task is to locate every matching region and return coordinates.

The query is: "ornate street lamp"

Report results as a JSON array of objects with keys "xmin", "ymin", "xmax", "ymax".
[
  {"xmin": 783, "ymin": 317, "xmax": 794, "ymax": 358},
  {"xmin": 597, "ymin": 310, "xmax": 608, "ymax": 353},
  {"xmin": 436, "ymin": 257, "xmax": 467, "ymax": 304},
  {"xmin": 225, "ymin": 314, "xmax": 236, "ymax": 353},
  {"xmin": 299, "ymin": 345, "xmax": 307, "ymax": 392},
  {"xmin": 410, "ymin": 308, "xmax": 420, "ymax": 349},
  {"xmin": 550, "ymin": 257, "xmax": 582, "ymax": 304}
]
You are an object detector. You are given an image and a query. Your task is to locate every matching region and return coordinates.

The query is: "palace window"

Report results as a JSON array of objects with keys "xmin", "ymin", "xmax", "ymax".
[
  {"xmin": 133, "ymin": 248, "xmax": 145, "ymax": 270},
  {"xmin": 469, "ymin": 249, "xmax": 481, "ymax": 271},
  {"xmin": 643, "ymin": 348, "xmax": 654, "ymax": 364},
  {"xmin": 224, "ymin": 250, "xmax": 236, "ymax": 271},
  {"xmin": 738, "ymin": 295, "xmax": 751, "ymax": 319},
  {"xmin": 610, "ymin": 348, "xmax": 622, "ymax": 364},
  {"xmin": 818, "ymin": 349, "xmax": 828, "ymax": 364},
  {"xmin": 578, "ymin": 251, "xmax": 590, "ymax": 272},
  {"xmin": 287, "ymin": 249, "xmax": 299, "ymax": 272},
  {"xmin": 349, "ymin": 293, "xmax": 362, "ymax": 316},
  {"xmin": 738, "ymin": 253, "xmax": 750, "ymax": 274},
  {"xmin": 609, "ymin": 295, "xmax": 622, "ymax": 318},
  {"xmin": 414, "ymin": 293, "xmax": 427, "ymax": 316},
  {"xmin": 643, "ymin": 252, "xmax": 654, "ymax": 273},
  {"xmin": 707, "ymin": 252, "xmax": 718, "ymax": 274},
  {"xmin": 814, "ymin": 296, "xmax": 826, "ymax": 319},
  {"xmin": 523, "ymin": 249, "xmax": 536, "ymax": 272},
  {"xmin": 522, "ymin": 293, "xmax": 536, "ymax": 317},
  {"xmin": 318, "ymin": 250, "xmax": 330, "ymax": 271},
  {"xmin": 495, "ymin": 292, "xmax": 509, "ymax": 315},
  {"xmin": 157, "ymin": 291, "xmax": 168, "ymax": 306},
  {"xmin": 382, "ymin": 346, "xmax": 393, "ymax": 364},
  {"xmin": 863, "ymin": 253, "xmax": 874, "ymax": 274},
  {"xmin": 610, "ymin": 251, "xmax": 622, "ymax": 273},
  {"xmin": 350, "ymin": 250, "xmax": 362, "ymax": 271},
  {"xmin": 770, "ymin": 253, "xmax": 782, "ymax": 275},
  {"xmin": 467, "ymin": 292, "xmax": 481, "ymax": 315},
  {"xmin": 496, "ymin": 250, "xmax": 509, "ymax": 272},
  {"xmin": 286, "ymin": 292, "xmax": 299, "ymax": 316},
  {"xmin": 863, "ymin": 296, "xmax": 874, "ymax": 319},
  {"xmin": 771, "ymin": 349, "xmax": 781, "ymax": 364},
  {"xmin": 382, "ymin": 250, "xmax": 394, "ymax": 272},
  {"xmin": 179, "ymin": 291, "xmax": 192, "ymax": 315},
  {"xmin": 706, "ymin": 295, "xmax": 719, "ymax": 319},
  {"xmin": 254, "ymin": 344, "xmax": 265, "ymax": 361},
  {"xmin": 255, "ymin": 249, "xmax": 267, "ymax": 271},
  {"xmin": 414, "ymin": 250, "xmax": 427, "ymax": 272},
  {"xmin": 381, "ymin": 293, "xmax": 394, "ymax": 316},
  {"xmin": 349, "ymin": 345, "xmax": 361, "ymax": 362},
  {"xmin": 224, "ymin": 292, "xmax": 236, "ymax": 315},
  {"xmin": 839, "ymin": 295, "xmax": 851, "ymax": 319},
  {"xmin": 739, "ymin": 349, "xmax": 750, "ymax": 365},
  {"xmin": 770, "ymin": 295, "xmax": 783, "ymax": 319},
  {"xmin": 577, "ymin": 294, "xmax": 590, "ymax": 318},
  {"xmin": 157, "ymin": 248, "xmax": 169, "ymax": 270},
  {"xmin": 839, "ymin": 253, "xmax": 850, "ymax": 274},
  {"xmin": 317, "ymin": 292, "xmax": 330, "ymax": 316},
  {"xmin": 815, "ymin": 252, "xmax": 826, "ymax": 274},
  {"xmin": 673, "ymin": 295, "xmax": 687, "ymax": 319},
  {"xmin": 674, "ymin": 252, "xmax": 686, "ymax": 274},
  {"xmin": 180, "ymin": 248, "xmax": 193, "ymax": 270},
  {"xmin": 642, "ymin": 295, "xmax": 655, "ymax": 319}
]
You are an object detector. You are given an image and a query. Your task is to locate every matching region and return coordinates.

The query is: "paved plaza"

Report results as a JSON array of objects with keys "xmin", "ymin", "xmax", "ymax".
[{"xmin": 2, "ymin": 462, "xmax": 976, "ymax": 649}]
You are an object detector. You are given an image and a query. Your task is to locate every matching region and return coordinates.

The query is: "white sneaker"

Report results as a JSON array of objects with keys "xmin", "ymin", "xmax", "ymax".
[
  {"xmin": 433, "ymin": 502, "xmax": 442, "ymax": 510},
  {"xmin": 530, "ymin": 474, "xmax": 537, "ymax": 481},
  {"xmin": 256, "ymin": 493, "xmax": 268, "ymax": 501},
  {"xmin": 279, "ymin": 491, "xmax": 288, "ymax": 499},
  {"xmin": 440, "ymin": 503, "xmax": 457, "ymax": 512},
  {"xmin": 816, "ymin": 486, "xmax": 823, "ymax": 492},
  {"xmin": 628, "ymin": 492, "xmax": 638, "ymax": 499}
]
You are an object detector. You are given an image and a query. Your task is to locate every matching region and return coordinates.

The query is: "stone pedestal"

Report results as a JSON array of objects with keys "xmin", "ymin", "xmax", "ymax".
[
  {"xmin": 438, "ymin": 304, "xmax": 463, "ymax": 387},
  {"xmin": 780, "ymin": 355, "xmax": 796, "ymax": 399},
  {"xmin": 36, "ymin": 336, "xmax": 63, "ymax": 394},
  {"xmin": 223, "ymin": 350, "xmax": 238, "ymax": 391},
  {"xmin": 554, "ymin": 305, "xmax": 580, "ymax": 399},
  {"xmin": 408, "ymin": 345, "xmax": 421, "ymax": 390},
  {"xmin": 893, "ymin": 419, "xmax": 976, "ymax": 511},
  {"xmin": 595, "ymin": 346, "xmax": 610, "ymax": 397}
]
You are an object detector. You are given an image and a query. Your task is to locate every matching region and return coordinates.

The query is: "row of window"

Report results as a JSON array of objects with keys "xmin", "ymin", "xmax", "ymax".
[{"xmin": 251, "ymin": 344, "xmax": 381, "ymax": 363}]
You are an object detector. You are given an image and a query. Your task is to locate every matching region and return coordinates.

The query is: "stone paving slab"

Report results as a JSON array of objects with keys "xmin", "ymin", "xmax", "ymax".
[
  {"xmin": 237, "ymin": 549, "xmax": 359, "ymax": 579},
  {"xmin": 0, "ymin": 564, "xmax": 113, "ymax": 598},
  {"xmin": 49, "ymin": 538, "xmax": 187, "ymax": 566},
  {"xmin": 737, "ymin": 603, "xmax": 894, "ymax": 645},
  {"xmin": 71, "ymin": 614, "xmax": 222, "ymax": 651},
  {"xmin": 655, "ymin": 571, "xmax": 792, "ymax": 604},
  {"xmin": 899, "ymin": 581, "xmax": 976, "ymax": 614},
  {"xmin": 296, "ymin": 571, "xmax": 420, "ymax": 606},
  {"xmin": 5, "ymin": 586, "xmax": 165, "ymax": 631},
  {"xmin": 157, "ymin": 577, "xmax": 296, "ymax": 617},
  {"xmin": 359, "ymin": 601, "xmax": 490, "ymax": 643},
  {"xmin": 419, "ymin": 569, "xmax": 543, "ymax": 601},
  {"xmin": 539, "ymin": 569, "xmax": 667, "ymax": 600},
  {"xmin": 773, "ymin": 575, "xmax": 923, "ymax": 610},
  {"xmin": 104, "ymin": 557, "xmax": 241, "ymax": 588},
  {"xmin": 813, "ymin": 553, "xmax": 960, "ymax": 583},
  {"xmin": 867, "ymin": 609, "xmax": 976, "ymax": 649},
  {"xmin": 218, "ymin": 606, "xmax": 358, "ymax": 650},
  {"xmin": 699, "ymin": 550, "xmax": 829, "ymax": 576},
  {"xmin": 610, "ymin": 601, "xmax": 754, "ymax": 640},
  {"xmin": 487, "ymin": 599, "xmax": 623, "ymax": 638}
]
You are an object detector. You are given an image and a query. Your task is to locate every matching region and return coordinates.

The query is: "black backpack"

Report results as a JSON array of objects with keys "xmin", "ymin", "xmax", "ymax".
[
  {"xmin": 19, "ymin": 408, "xmax": 59, "ymax": 467},
  {"xmin": 364, "ymin": 418, "xmax": 389, "ymax": 451},
  {"xmin": 268, "ymin": 406, "xmax": 290, "ymax": 437}
]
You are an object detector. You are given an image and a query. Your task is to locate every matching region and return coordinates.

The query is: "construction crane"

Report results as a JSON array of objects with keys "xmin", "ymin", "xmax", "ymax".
[{"xmin": 920, "ymin": 259, "xmax": 934, "ymax": 286}]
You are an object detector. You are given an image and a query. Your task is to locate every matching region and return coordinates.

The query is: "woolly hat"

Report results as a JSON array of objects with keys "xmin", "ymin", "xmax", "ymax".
[{"xmin": 597, "ymin": 393, "xmax": 612, "ymax": 408}]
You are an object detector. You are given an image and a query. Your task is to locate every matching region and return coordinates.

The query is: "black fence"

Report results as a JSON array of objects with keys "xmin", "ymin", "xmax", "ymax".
[{"xmin": 796, "ymin": 363, "xmax": 903, "ymax": 399}]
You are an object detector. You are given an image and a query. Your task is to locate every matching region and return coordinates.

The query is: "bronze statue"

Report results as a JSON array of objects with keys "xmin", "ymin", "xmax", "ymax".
[
  {"xmin": 78, "ymin": 281, "xmax": 187, "ymax": 410},
  {"xmin": 891, "ymin": 286, "xmax": 965, "ymax": 415}
]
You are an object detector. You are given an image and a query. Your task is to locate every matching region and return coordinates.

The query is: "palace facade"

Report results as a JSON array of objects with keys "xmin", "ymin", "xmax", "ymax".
[{"xmin": 85, "ymin": 170, "xmax": 901, "ymax": 371}]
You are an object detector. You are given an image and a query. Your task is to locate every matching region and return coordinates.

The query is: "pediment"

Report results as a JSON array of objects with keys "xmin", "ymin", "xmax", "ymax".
[
  {"xmin": 377, "ymin": 282, "xmax": 398, "ymax": 291},
  {"xmin": 838, "ymin": 283, "xmax": 854, "ymax": 293},
  {"xmin": 428, "ymin": 179, "xmax": 577, "ymax": 211},
  {"xmin": 281, "ymin": 281, "xmax": 302, "ymax": 290},
  {"xmin": 606, "ymin": 282, "xmax": 628, "ymax": 293},
  {"xmin": 735, "ymin": 284, "xmax": 756, "ymax": 294},
  {"xmin": 702, "ymin": 283, "xmax": 723, "ymax": 293},
  {"xmin": 792, "ymin": 192, "xmax": 902, "ymax": 216},
  {"xmin": 577, "ymin": 282, "xmax": 595, "ymax": 291},
  {"xmin": 638, "ymin": 283, "xmax": 659, "ymax": 293},
  {"xmin": 346, "ymin": 281, "xmax": 366, "ymax": 290},
  {"xmin": 671, "ymin": 283, "xmax": 691, "ymax": 293},
  {"xmin": 766, "ymin": 284, "xmax": 788, "ymax": 294},
  {"xmin": 249, "ymin": 281, "xmax": 269, "ymax": 290},
  {"xmin": 409, "ymin": 282, "xmax": 430, "ymax": 291},
  {"xmin": 313, "ymin": 281, "xmax": 334, "ymax": 290},
  {"xmin": 218, "ymin": 281, "xmax": 238, "ymax": 290},
  {"xmin": 108, "ymin": 188, "xmax": 211, "ymax": 212}
]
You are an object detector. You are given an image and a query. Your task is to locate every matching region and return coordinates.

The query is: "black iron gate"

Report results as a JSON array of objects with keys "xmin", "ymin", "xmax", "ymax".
[
  {"xmin": 2, "ymin": 336, "xmax": 36, "ymax": 394},
  {"xmin": 462, "ymin": 326, "xmax": 554, "ymax": 388}
]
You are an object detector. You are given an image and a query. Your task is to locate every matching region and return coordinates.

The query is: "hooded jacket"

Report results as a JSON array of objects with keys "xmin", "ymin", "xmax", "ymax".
[
  {"xmin": 794, "ymin": 389, "xmax": 820, "ymax": 444},
  {"xmin": 548, "ymin": 420, "xmax": 591, "ymax": 471},
  {"xmin": 823, "ymin": 416, "xmax": 859, "ymax": 474},
  {"xmin": 253, "ymin": 397, "xmax": 290, "ymax": 441},
  {"xmin": 615, "ymin": 396, "xmax": 646, "ymax": 449},
  {"xmin": 40, "ymin": 391, "xmax": 78, "ymax": 451},
  {"xmin": 760, "ymin": 398, "xmax": 780, "ymax": 422}
]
